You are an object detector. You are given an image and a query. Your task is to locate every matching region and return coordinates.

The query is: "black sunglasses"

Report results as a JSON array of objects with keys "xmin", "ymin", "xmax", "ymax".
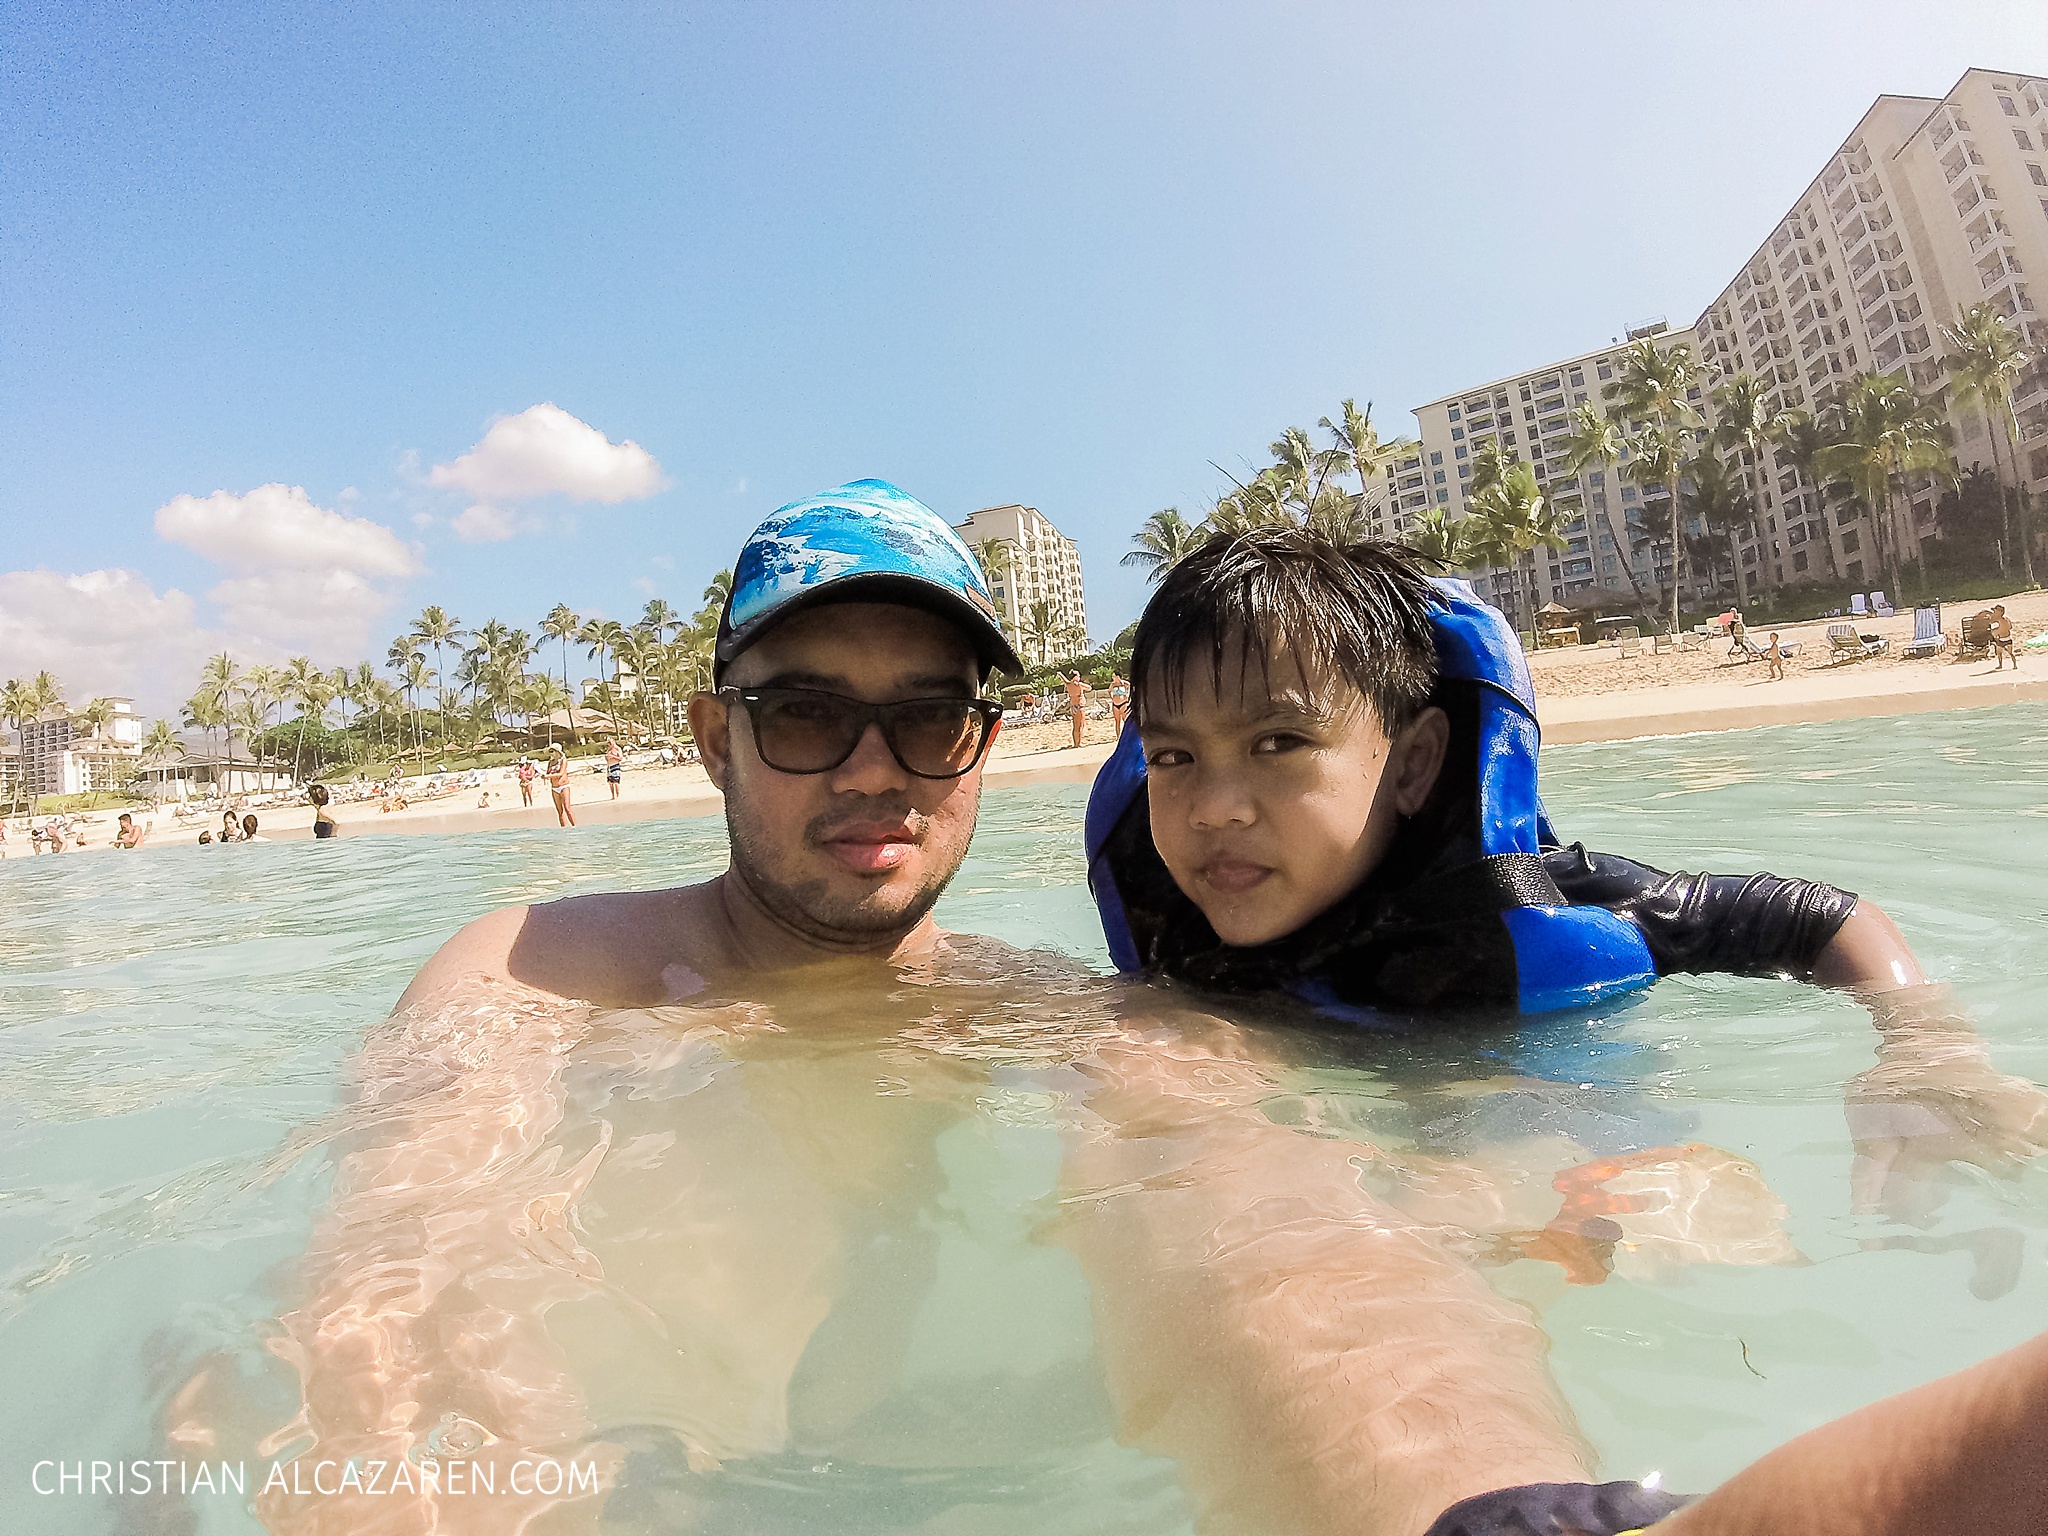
[{"xmin": 719, "ymin": 687, "xmax": 1003, "ymax": 779}]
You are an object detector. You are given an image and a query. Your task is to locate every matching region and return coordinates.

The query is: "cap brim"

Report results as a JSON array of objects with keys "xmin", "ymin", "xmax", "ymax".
[{"xmin": 716, "ymin": 572, "xmax": 1024, "ymax": 680}]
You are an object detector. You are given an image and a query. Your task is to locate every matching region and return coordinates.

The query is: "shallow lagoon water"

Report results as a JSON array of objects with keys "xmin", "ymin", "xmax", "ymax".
[{"xmin": 3, "ymin": 702, "xmax": 2047, "ymax": 1531}]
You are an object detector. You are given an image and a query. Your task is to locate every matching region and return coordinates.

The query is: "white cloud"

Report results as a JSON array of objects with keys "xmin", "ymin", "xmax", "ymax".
[
  {"xmin": 451, "ymin": 504, "xmax": 516, "ymax": 543},
  {"xmin": 429, "ymin": 403, "xmax": 666, "ymax": 505},
  {"xmin": 0, "ymin": 569, "xmax": 215, "ymax": 708},
  {"xmin": 156, "ymin": 483, "xmax": 420, "ymax": 578}
]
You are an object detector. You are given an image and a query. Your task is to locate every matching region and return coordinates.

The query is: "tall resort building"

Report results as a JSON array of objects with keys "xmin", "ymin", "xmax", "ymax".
[
  {"xmin": 1411, "ymin": 67, "xmax": 2048, "ymax": 621},
  {"xmin": 1691, "ymin": 69, "xmax": 2048, "ymax": 594},
  {"xmin": 953, "ymin": 503, "xmax": 1088, "ymax": 661},
  {"xmin": 1409, "ymin": 327, "xmax": 1703, "ymax": 622}
]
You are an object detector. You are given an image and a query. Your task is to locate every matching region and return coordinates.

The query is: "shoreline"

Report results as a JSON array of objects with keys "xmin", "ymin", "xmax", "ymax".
[{"xmin": 11, "ymin": 613, "xmax": 2046, "ymax": 856}]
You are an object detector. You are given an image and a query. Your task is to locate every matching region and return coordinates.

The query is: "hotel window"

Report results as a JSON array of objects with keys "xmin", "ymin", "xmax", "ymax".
[
  {"xmin": 1451, "ymin": 426, "xmax": 1465, "ymax": 440},
  {"xmin": 1596, "ymin": 362, "xmax": 1613, "ymax": 380},
  {"xmin": 2001, "ymin": 95, "xmax": 2019, "ymax": 117},
  {"xmin": 1437, "ymin": 488, "xmax": 1450, "ymax": 504},
  {"xmin": 2032, "ymin": 164, "xmax": 2047, "ymax": 186},
  {"xmin": 1455, "ymin": 444, "xmax": 1467, "ymax": 459},
  {"xmin": 1433, "ymin": 470, "xmax": 1446, "ymax": 484},
  {"xmin": 1430, "ymin": 451, "xmax": 1442, "ymax": 465},
  {"xmin": 1448, "ymin": 406, "xmax": 1461, "ymax": 422},
  {"xmin": 1458, "ymin": 462, "xmax": 1469, "ymax": 477},
  {"xmin": 2019, "ymin": 129, "xmax": 2037, "ymax": 151}
]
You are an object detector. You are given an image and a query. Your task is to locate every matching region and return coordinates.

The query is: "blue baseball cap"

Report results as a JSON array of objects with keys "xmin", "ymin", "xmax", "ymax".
[{"xmin": 716, "ymin": 479, "xmax": 1024, "ymax": 680}]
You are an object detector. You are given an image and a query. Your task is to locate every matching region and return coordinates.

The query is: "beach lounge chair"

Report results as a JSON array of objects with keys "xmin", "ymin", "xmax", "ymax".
[
  {"xmin": 1677, "ymin": 629, "xmax": 1705, "ymax": 651},
  {"xmin": 1871, "ymin": 591, "xmax": 1895, "ymax": 618},
  {"xmin": 1850, "ymin": 593, "xmax": 1869, "ymax": 618},
  {"xmin": 1827, "ymin": 622, "xmax": 1888, "ymax": 663},
  {"xmin": 1652, "ymin": 631, "xmax": 1674, "ymax": 656},
  {"xmin": 1901, "ymin": 605, "xmax": 1946, "ymax": 659},
  {"xmin": 1616, "ymin": 626, "xmax": 1642, "ymax": 659},
  {"xmin": 1957, "ymin": 610, "xmax": 1995, "ymax": 659}
]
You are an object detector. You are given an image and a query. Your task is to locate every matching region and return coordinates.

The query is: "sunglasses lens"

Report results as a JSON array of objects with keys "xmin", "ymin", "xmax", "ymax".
[
  {"xmin": 887, "ymin": 700, "xmax": 986, "ymax": 777},
  {"xmin": 753, "ymin": 692, "xmax": 864, "ymax": 772}
]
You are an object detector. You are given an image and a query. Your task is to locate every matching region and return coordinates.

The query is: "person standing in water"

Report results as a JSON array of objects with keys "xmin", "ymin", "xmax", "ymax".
[
  {"xmin": 309, "ymin": 783, "xmax": 338, "ymax": 839},
  {"xmin": 546, "ymin": 744, "xmax": 576, "ymax": 826},
  {"xmin": 604, "ymin": 736, "xmax": 624, "ymax": 800}
]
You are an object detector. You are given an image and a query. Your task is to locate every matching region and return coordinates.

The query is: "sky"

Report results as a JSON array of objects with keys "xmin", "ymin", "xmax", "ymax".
[{"xmin": 5, "ymin": 0, "xmax": 2047, "ymax": 714}]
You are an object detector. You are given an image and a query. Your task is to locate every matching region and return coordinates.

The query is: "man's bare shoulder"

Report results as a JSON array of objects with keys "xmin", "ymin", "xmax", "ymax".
[{"xmin": 399, "ymin": 882, "xmax": 722, "ymax": 1010}]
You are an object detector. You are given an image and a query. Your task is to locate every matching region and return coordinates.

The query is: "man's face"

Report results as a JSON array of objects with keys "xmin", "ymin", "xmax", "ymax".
[
  {"xmin": 693, "ymin": 602, "xmax": 990, "ymax": 947},
  {"xmin": 1139, "ymin": 644, "xmax": 1445, "ymax": 947}
]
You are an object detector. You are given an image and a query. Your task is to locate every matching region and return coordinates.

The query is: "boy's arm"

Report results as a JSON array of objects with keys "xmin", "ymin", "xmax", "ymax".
[{"xmin": 1547, "ymin": 845, "xmax": 2048, "ymax": 1212}]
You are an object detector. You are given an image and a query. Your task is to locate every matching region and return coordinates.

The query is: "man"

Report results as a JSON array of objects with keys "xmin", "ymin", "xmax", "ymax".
[
  {"xmin": 111, "ymin": 811, "xmax": 147, "ymax": 848},
  {"xmin": 1064, "ymin": 668, "xmax": 1093, "ymax": 748},
  {"xmin": 604, "ymin": 735, "xmax": 624, "ymax": 800}
]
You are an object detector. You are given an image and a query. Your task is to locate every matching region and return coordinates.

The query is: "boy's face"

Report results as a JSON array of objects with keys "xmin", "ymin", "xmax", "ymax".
[{"xmin": 1140, "ymin": 645, "xmax": 1446, "ymax": 947}]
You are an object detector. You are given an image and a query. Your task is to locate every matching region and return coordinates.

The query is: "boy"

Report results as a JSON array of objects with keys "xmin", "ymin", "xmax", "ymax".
[
  {"xmin": 1764, "ymin": 630, "xmax": 1786, "ymax": 680},
  {"xmin": 1088, "ymin": 528, "xmax": 1922, "ymax": 1013}
]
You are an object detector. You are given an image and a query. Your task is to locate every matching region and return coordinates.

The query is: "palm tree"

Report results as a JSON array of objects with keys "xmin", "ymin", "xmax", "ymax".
[
  {"xmin": 398, "ymin": 653, "xmax": 431, "ymax": 765},
  {"xmin": 1816, "ymin": 371, "xmax": 1955, "ymax": 597},
  {"xmin": 1710, "ymin": 373, "xmax": 1790, "ymax": 601},
  {"xmin": 139, "ymin": 718, "xmax": 184, "ymax": 803},
  {"xmin": 1558, "ymin": 404, "xmax": 1657, "ymax": 617},
  {"xmin": 409, "ymin": 605, "xmax": 463, "ymax": 741},
  {"xmin": 1, "ymin": 677, "xmax": 32, "ymax": 814},
  {"xmin": 1943, "ymin": 301, "xmax": 2036, "ymax": 584},
  {"xmin": 638, "ymin": 598, "xmax": 681, "ymax": 641},
  {"xmin": 1771, "ymin": 408, "xmax": 1844, "ymax": 579},
  {"xmin": 1121, "ymin": 508, "xmax": 1209, "ymax": 581},
  {"xmin": 966, "ymin": 537, "xmax": 1012, "ymax": 590},
  {"xmin": 280, "ymin": 655, "xmax": 322, "ymax": 783},
  {"xmin": 1617, "ymin": 418, "xmax": 1693, "ymax": 630},
  {"xmin": 1319, "ymin": 398, "xmax": 1385, "ymax": 513},
  {"xmin": 1680, "ymin": 451, "xmax": 1757, "ymax": 602},
  {"xmin": 74, "ymin": 696, "xmax": 116, "ymax": 740},
  {"xmin": 540, "ymin": 603, "xmax": 582, "ymax": 722},
  {"xmin": 1020, "ymin": 600, "xmax": 1064, "ymax": 666},
  {"xmin": 577, "ymin": 618, "xmax": 627, "ymax": 723},
  {"xmin": 1404, "ymin": 509, "xmax": 1475, "ymax": 570},
  {"xmin": 1468, "ymin": 461, "xmax": 1568, "ymax": 631},
  {"xmin": 1604, "ymin": 336, "xmax": 1701, "ymax": 634}
]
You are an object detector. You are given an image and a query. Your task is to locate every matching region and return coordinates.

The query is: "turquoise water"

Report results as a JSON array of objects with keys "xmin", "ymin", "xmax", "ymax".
[{"xmin": 3, "ymin": 702, "xmax": 2047, "ymax": 1531}]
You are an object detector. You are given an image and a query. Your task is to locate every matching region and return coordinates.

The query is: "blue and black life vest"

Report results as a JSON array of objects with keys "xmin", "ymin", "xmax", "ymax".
[{"xmin": 1085, "ymin": 579, "xmax": 1658, "ymax": 1019}]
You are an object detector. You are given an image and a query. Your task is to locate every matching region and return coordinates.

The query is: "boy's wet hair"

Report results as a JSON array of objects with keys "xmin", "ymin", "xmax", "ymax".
[{"xmin": 1132, "ymin": 528, "xmax": 1441, "ymax": 731}]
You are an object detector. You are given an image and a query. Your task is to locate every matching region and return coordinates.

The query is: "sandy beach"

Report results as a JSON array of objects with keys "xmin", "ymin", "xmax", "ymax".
[{"xmin": 14, "ymin": 589, "xmax": 2047, "ymax": 856}]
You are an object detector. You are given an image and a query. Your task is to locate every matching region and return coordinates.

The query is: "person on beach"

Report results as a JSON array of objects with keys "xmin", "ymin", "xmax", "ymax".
[
  {"xmin": 1764, "ymin": 630, "xmax": 1786, "ymax": 680},
  {"xmin": 605, "ymin": 736, "xmax": 624, "ymax": 800},
  {"xmin": 1991, "ymin": 604, "xmax": 2018, "ymax": 669},
  {"xmin": 1064, "ymin": 670, "xmax": 1092, "ymax": 747},
  {"xmin": 262, "ymin": 487, "xmax": 2045, "ymax": 1536},
  {"xmin": 546, "ymin": 744, "xmax": 576, "ymax": 826},
  {"xmin": 516, "ymin": 756, "xmax": 536, "ymax": 807},
  {"xmin": 309, "ymin": 783, "xmax": 338, "ymax": 839},
  {"xmin": 111, "ymin": 812, "xmax": 147, "ymax": 848},
  {"xmin": 1108, "ymin": 671, "xmax": 1130, "ymax": 734}
]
